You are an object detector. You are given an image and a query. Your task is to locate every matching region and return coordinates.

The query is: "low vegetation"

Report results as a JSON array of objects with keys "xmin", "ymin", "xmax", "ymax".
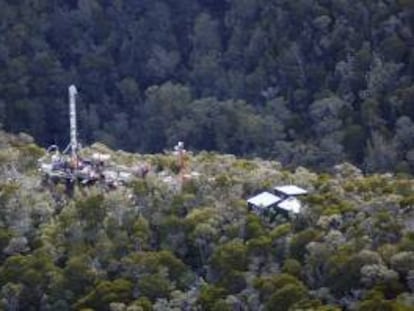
[{"xmin": 0, "ymin": 131, "xmax": 414, "ymax": 310}]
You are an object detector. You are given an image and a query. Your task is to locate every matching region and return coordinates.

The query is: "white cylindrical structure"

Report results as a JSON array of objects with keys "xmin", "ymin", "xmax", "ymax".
[{"xmin": 68, "ymin": 85, "xmax": 78, "ymax": 160}]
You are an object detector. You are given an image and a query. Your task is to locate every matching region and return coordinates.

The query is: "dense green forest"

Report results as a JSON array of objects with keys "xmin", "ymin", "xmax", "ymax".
[
  {"xmin": 1, "ymin": 131, "xmax": 414, "ymax": 310},
  {"xmin": 1, "ymin": 0, "xmax": 414, "ymax": 173}
]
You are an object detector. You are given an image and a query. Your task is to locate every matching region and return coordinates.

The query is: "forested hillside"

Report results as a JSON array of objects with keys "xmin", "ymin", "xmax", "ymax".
[
  {"xmin": 1, "ymin": 131, "xmax": 414, "ymax": 310},
  {"xmin": 1, "ymin": 0, "xmax": 414, "ymax": 172}
]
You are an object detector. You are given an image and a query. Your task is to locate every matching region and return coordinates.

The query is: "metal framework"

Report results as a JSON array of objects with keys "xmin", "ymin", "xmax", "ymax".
[
  {"xmin": 38, "ymin": 85, "xmax": 141, "ymax": 193},
  {"xmin": 68, "ymin": 85, "xmax": 78, "ymax": 165}
]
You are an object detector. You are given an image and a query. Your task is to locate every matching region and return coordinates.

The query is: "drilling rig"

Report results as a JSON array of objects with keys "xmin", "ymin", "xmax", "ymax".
[
  {"xmin": 68, "ymin": 84, "xmax": 79, "ymax": 168},
  {"xmin": 38, "ymin": 85, "xmax": 136, "ymax": 193}
]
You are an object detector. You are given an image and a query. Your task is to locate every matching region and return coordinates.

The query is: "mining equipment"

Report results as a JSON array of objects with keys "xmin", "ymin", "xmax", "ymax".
[
  {"xmin": 174, "ymin": 141, "xmax": 187, "ymax": 179},
  {"xmin": 38, "ymin": 85, "xmax": 139, "ymax": 193}
]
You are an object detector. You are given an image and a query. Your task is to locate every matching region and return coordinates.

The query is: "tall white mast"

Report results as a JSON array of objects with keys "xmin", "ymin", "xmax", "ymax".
[{"xmin": 68, "ymin": 85, "xmax": 78, "ymax": 162}]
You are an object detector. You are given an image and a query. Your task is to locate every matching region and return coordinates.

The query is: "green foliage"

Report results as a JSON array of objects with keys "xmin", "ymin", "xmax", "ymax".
[
  {"xmin": 211, "ymin": 240, "xmax": 248, "ymax": 272},
  {"xmin": 269, "ymin": 223, "xmax": 292, "ymax": 240},
  {"xmin": 1, "ymin": 130, "xmax": 414, "ymax": 309},
  {"xmin": 357, "ymin": 291, "xmax": 407, "ymax": 311},
  {"xmin": 150, "ymin": 156, "xmax": 178, "ymax": 173},
  {"xmin": 0, "ymin": 255, "xmax": 29, "ymax": 285},
  {"xmin": 120, "ymin": 250, "xmax": 190, "ymax": 292},
  {"xmin": 246, "ymin": 236, "xmax": 272, "ymax": 256},
  {"xmin": 198, "ymin": 285, "xmax": 227, "ymax": 311},
  {"xmin": 215, "ymin": 174, "xmax": 233, "ymax": 188},
  {"xmin": 75, "ymin": 279, "xmax": 133, "ymax": 310},
  {"xmin": 0, "ymin": 228, "xmax": 12, "ymax": 258},
  {"xmin": 328, "ymin": 250, "xmax": 384, "ymax": 295},
  {"xmin": 17, "ymin": 143, "xmax": 45, "ymax": 170},
  {"xmin": 0, "ymin": 250, "xmax": 63, "ymax": 309},
  {"xmin": 245, "ymin": 214, "xmax": 266, "ymax": 239},
  {"xmin": 217, "ymin": 271, "xmax": 247, "ymax": 294},
  {"xmin": 265, "ymin": 284, "xmax": 307, "ymax": 311},
  {"xmin": 399, "ymin": 195, "xmax": 414, "ymax": 209},
  {"xmin": 130, "ymin": 297, "xmax": 153, "ymax": 311},
  {"xmin": 132, "ymin": 180, "xmax": 149, "ymax": 196},
  {"xmin": 232, "ymin": 160, "xmax": 258, "ymax": 172},
  {"xmin": 76, "ymin": 194, "xmax": 106, "ymax": 227},
  {"xmin": 0, "ymin": 181, "xmax": 20, "ymax": 201},
  {"xmin": 399, "ymin": 232, "xmax": 414, "ymax": 251},
  {"xmin": 181, "ymin": 179, "xmax": 199, "ymax": 195},
  {"xmin": 282, "ymin": 258, "xmax": 302, "ymax": 278},
  {"xmin": 138, "ymin": 273, "xmax": 171, "ymax": 301},
  {"xmin": 306, "ymin": 191, "xmax": 355, "ymax": 216},
  {"xmin": 290, "ymin": 229, "xmax": 319, "ymax": 261},
  {"xmin": 63, "ymin": 255, "xmax": 97, "ymax": 298},
  {"xmin": 390, "ymin": 252, "xmax": 414, "ymax": 275},
  {"xmin": 211, "ymin": 299, "xmax": 232, "ymax": 311},
  {"xmin": 254, "ymin": 273, "xmax": 305, "ymax": 301}
]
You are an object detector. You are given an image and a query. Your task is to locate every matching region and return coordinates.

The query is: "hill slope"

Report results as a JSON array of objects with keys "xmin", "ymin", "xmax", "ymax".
[{"xmin": 1, "ymin": 131, "xmax": 414, "ymax": 310}]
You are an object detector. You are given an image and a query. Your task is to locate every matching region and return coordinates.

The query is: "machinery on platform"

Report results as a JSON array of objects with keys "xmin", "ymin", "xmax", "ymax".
[{"xmin": 38, "ymin": 85, "xmax": 142, "ymax": 192}]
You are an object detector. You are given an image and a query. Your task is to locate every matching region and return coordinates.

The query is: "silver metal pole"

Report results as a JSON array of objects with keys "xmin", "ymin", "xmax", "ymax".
[{"xmin": 68, "ymin": 85, "xmax": 78, "ymax": 161}]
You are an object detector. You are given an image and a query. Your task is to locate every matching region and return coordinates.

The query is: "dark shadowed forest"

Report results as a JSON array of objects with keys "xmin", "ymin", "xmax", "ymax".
[{"xmin": 1, "ymin": 0, "xmax": 414, "ymax": 173}]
